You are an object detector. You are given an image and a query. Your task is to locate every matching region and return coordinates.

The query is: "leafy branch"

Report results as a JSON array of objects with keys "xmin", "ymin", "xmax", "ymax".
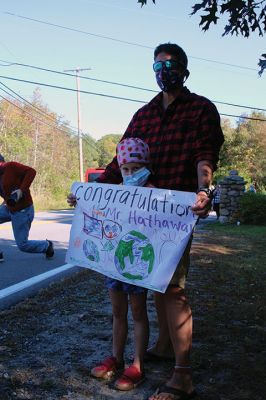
[{"xmin": 138, "ymin": 0, "xmax": 266, "ymax": 75}]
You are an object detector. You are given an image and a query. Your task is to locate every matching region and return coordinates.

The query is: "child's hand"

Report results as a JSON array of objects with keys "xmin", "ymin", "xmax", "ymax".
[{"xmin": 67, "ymin": 193, "xmax": 77, "ymax": 207}]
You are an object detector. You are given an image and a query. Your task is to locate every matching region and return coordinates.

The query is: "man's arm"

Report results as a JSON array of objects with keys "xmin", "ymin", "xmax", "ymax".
[
  {"xmin": 16, "ymin": 163, "xmax": 36, "ymax": 193},
  {"xmin": 7, "ymin": 162, "xmax": 36, "ymax": 194},
  {"xmin": 191, "ymin": 160, "xmax": 213, "ymax": 217}
]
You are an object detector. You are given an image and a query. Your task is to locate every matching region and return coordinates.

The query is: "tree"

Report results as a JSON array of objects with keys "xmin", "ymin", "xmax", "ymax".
[
  {"xmin": 82, "ymin": 134, "xmax": 100, "ymax": 170},
  {"xmin": 97, "ymin": 134, "xmax": 122, "ymax": 167},
  {"xmin": 217, "ymin": 113, "xmax": 266, "ymax": 189},
  {"xmin": 138, "ymin": 0, "xmax": 266, "ymax": 75}
]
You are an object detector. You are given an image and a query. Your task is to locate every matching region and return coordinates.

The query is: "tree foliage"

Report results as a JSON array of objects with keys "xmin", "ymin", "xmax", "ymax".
[
  {"xmin": 216, "ymin": 112, "xmax": 266, "ymax": 189},
  {"xmin": 138, "ymin": 0, "xmax": 266, "ymax": 75},
  {"xmin": 1, "ymin": 89, "xmax": 265, "ymax": 210},
  {"xmin": 97, "ymin": 134, "xmax": 122, "ymax": 167},
  {"xmin": 0, "ymin": 93, "xmax": 122, "ymax": 208}
]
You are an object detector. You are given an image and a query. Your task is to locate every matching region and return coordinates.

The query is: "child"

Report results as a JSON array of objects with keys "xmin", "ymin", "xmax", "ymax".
[{"xmin": 91, "ymin": 137, "xmax": 153, "ymax": 391}]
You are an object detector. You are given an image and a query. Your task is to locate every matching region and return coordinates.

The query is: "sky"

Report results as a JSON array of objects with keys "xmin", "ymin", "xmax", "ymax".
[{"xmin": 0, "ymin": 0, "xmax": 265, "ymax": 141}]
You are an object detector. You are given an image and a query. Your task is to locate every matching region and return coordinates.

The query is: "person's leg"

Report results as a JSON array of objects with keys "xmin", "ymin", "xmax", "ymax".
[
  {"xmin": 147, "ymin": 291, "xmax": 174, "ymax": 358},
  {"xmin": 216, "ymin": 203, "xmax": 220, "ymax": 219},
  {"xmin": 147, "ymin": 242, "xmax": 192, "ymax": 360},
  {"xmin": 148, "ymin": 287, "xmax": 194, "ymax": 400},
  {"xmin": 0, "ymin": 204, "xmax": 11, "ymax": 224},
  {"xmin": 113, "ymin": 289, "xmax": 148, "ymax": 391},
  {"xmin": 91, "ymin": 284, "xmax": 127, "ymax": 380},
  {"xmin": 109, "ymin": 288, "xmax": 128, "ymax": 364},
  {"xmin": 11, "ymin": 206, "xmax": 48, "ymax": 253},
  {"xmin": 0, "ymin": 205, "xmax": 11, "ymax": 260},
  {"xmin": 213, "ymin": 203, "xmax": 219, "ymax": 219},
  {"xmin": 129, "ymin": 291, "xmax": 149, "ymax": 372}
]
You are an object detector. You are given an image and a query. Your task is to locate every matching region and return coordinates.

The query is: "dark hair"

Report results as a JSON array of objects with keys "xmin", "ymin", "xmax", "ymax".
[{"xmin": 154, "ymin": 42, "xmax": 188, "ymax": 68}]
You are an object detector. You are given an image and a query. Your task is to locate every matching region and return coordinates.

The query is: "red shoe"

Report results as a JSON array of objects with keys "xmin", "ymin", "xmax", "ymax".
[
  {"xmin": 114, "ymin": 365, "xmax": 145, "ymax": 391},
  {"xmin": 91, "ymin": 356, "xmax": 124, "ymax": 380}
]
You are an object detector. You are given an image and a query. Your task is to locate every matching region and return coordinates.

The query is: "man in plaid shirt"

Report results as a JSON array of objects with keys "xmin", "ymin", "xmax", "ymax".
[
  {"xmin": 96, "ymin": 43, "xmax": 224, "ymax": 399},
  {"xmin": 68, "ymin": 42, "xmax": 224, "ymax": 399}
]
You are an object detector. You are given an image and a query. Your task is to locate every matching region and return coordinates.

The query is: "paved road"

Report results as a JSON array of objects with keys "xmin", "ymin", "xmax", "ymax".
[
  {"xmin": 0, "ymin": 209, "xmax": 217, "ymax": 310},
  {"xmin": 0, "ymin": 209, "xmax": 82, "ymax": 309}
]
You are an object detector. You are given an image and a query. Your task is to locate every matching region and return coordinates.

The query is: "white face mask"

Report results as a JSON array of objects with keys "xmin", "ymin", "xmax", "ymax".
[{"xmin": 122, "ymin": 167, "xmax": 151, "ymax": 187}]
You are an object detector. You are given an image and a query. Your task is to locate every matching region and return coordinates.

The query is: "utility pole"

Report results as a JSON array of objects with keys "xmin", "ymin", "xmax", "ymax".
[{"xmin": 64, "ymin": 67, "xmax": 91, "ymax": 182}]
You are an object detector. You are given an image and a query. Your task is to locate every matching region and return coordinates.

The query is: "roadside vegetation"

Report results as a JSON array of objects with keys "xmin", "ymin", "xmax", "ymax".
[{"xmin": 0, "ymin": 90, "xmax": 266, "ymax": 211}]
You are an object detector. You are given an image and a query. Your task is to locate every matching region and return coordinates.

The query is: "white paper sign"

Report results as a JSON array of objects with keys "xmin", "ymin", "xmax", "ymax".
[{"xmin": 66, "ymin": 182, "xmax": 197, "ymax": 293}]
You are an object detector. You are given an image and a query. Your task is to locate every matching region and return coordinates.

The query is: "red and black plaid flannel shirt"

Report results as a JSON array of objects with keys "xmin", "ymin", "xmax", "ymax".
[{"xmin": 97, "ymin": 87, "xmax": 224, "ymax": 192}]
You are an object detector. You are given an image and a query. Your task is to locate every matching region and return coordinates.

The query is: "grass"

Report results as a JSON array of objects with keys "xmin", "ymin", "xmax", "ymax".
[
  {"xmin": 203, "ymin": 220, "xmax": 266, "ymax": 238},
  {"xmin": 33, "ymin": 196, "xmax": 70, "ymax": 211}
]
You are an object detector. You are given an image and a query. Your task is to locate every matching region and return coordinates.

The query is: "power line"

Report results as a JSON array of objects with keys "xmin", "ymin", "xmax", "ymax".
[
  {"xmin": 0, "ymin": 81, "xmax": 89, "ymax": 134},
  {"xmin": 0, "ymin": 74, "xmax": 146, "ymax": 103},
  {"xmin": 0, "ymin": 58, "xmax": 156, "ymax": 93},
  {"xmin": 0, "ymin": 59, "xmax": 265, "ymax": 112},
  {"xmin": 220, "ymin": 113, "xmax": 266, "ymax": 122},
  {"xmin": 0, "ymin": 88, "xmax": 101, "ymax": 144},
  {"xmin": 0, "ymin": 91, "xmax": 110, "ymax": 159},
  {"xmin": 0, "ymin": 93, "xmax": 77, "ymax": 134},
  {"xmin": 0, "ymin": 75, "xmax": 265, "ymax": 122},
  {"xmin": 2, "ymin": 11, "xmax": 259, "ymax": 72},
  {"xmin": 3, "ymin": 12, "xmax": 153, "ymax": 50},
  {"xmin": 0, "ymin": 81, "xmax": 61, "ymax": 124}
]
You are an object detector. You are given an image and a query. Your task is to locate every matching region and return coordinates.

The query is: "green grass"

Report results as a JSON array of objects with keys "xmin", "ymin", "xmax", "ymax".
[
  {"xmin": 203, "ymin": 220, "xmax": 266, "ymax": 238},
  {"xmin": 34, "ymin": 196, "xmax": 70, "ymax": 211}
]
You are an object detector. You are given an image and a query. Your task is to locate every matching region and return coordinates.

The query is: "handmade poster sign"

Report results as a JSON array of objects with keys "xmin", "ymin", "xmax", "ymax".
[{"xmin": 66, "ymin": 182, "xmax": 198, "ymax": 293}]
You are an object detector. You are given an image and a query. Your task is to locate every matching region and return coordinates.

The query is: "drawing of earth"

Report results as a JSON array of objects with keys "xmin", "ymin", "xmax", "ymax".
[
  {"xmin": 83, "ymin": 239, "xmax": 100, "ymax": 262},
  {"xmin": 114, "ymin": 230, "xmax": 155, "ymax": 280}
]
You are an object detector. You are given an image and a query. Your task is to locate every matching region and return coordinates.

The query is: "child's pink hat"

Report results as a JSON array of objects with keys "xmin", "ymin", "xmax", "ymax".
[{"xmin": 116, "ymin": 138, "xmax": 150, "ymax": 167}]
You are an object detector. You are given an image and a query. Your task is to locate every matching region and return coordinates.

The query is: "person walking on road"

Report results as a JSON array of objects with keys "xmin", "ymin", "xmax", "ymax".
[{"xmin": 0, "ymin": 154, "xmax": 54, "ymax": 261}]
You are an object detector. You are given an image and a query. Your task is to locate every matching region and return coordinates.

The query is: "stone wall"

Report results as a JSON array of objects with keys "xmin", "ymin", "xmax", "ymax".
[{"xmin": 219, "ymin": 170, "xmax": 246, "ymax": 223}]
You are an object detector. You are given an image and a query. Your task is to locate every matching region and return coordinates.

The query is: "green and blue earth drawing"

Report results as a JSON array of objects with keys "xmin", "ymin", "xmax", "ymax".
[
  {"xmin": 83, "ymin": 239, "xmax": 100, "ymax": 262},
  {"xmin": 114, "ymin": 230, "xmax": 155, "ymax": 280}
]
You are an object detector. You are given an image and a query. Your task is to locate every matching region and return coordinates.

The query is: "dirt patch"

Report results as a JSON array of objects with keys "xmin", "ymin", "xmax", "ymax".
[{"xmin": 0, "ymin": 225, "xmax": 265, "ymax": 399}]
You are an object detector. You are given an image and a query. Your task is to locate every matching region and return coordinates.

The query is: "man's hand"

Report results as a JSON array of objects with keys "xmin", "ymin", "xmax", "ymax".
[
  {"xmin": 11, "ymin": 189, "xmax": 23, "ymax": 201},
  {"xmin": 191, "ymin": 192, "xmax": 212, "ymax": 218},
  {"xmin": 67, "ymin": 193, "xmax": 77, "ymax": 207}
]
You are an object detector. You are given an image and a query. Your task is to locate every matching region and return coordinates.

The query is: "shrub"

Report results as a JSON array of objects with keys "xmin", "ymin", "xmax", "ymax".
[{"xmin": 239, "ymin": 192, "xmax": 266, "ymax": 225}]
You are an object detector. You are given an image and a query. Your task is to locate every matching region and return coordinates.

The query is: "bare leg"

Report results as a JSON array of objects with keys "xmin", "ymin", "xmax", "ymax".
[
  {"xmin": 148, "ymin": 287, "xmax": 194, "ymax": 400},
  {"xmin": 148, "ymin": 292, "xmax": 174, "ymax": 358},
  {"xmin": 109, "ymin": 289, "xmax": 128, "ymax": 364},
  {"xmin": 129, "ymin": 292, "xmax": 149, "ymax": 371}
]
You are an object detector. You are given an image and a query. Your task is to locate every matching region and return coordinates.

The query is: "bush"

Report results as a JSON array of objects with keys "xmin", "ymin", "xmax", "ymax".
[{"xmin": 239, "ymin": 192, "xmax": 266, "ymax": 225}]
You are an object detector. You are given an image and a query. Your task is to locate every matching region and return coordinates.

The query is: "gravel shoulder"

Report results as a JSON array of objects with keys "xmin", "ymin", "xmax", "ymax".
[{"xmin": 0, "ymin": 223, "xmax": 265, "ymax": 400}]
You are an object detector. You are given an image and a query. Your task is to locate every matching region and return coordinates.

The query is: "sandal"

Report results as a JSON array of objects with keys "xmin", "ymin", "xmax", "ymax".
[
  {"xmin": 148, "ymin": 383, "xmax": 197, "ymax": 400},
  {"xmin": 90, "ymin": 356, "xmax": 124, "ymax": 380},
  {"xmin": 114, "ymin": 365, "xmax": 145, "ymax": 391}
]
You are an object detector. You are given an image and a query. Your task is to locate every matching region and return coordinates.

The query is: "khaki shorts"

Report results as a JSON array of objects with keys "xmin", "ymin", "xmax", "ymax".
[{"xmin": 168, "ymin": 239, "xmax": 192, "ymax": 289}]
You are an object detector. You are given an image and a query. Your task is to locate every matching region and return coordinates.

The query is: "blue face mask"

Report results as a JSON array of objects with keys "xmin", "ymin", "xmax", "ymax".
[{"xmin": 123, "ymin": 167, "xmax": 151, "ymax": 187}]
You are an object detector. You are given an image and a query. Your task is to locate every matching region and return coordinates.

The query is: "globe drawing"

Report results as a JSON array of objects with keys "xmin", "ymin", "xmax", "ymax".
[
  {"xmin": 83, "ymin": 239, "xmax": 100, "ymax": 262},
  {"xmin": 114, "ymin": 230, "xmax": 155, "ymax": 280}
]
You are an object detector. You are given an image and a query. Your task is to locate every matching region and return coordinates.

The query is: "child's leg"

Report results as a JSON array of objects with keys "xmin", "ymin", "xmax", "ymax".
[
  {"xmin": 109, "ymin": 289, "xmax": 128, "ymax": 364},
  {"xmin": 129, "ymin": 291, "xmax": 149, "ymax": 372}
]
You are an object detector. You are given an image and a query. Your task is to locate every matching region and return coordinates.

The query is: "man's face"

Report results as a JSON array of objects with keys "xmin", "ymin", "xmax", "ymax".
[{"xmin": 153, "ymin": 52, "xmax": 186, "ymax": 92}]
